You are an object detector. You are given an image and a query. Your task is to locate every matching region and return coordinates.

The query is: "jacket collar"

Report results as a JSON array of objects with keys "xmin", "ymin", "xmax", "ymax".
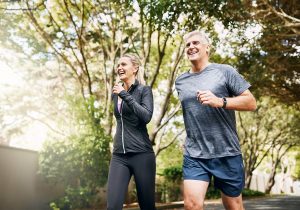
[
  {"xmin": 126, "ymin": 79, "xmax": 139, "ymax": 92},
  {"xmin": 132, "ymin": 79, "xmax": 139, "ymax": 87}
]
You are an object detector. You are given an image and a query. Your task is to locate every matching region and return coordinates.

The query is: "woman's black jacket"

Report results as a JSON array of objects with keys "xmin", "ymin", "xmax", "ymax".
[{"xmin": 112, "ymin": 80, "xmax": 154, "ymax": 154}]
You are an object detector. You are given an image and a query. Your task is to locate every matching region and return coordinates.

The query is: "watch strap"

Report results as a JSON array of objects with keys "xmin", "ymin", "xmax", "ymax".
[{"xmin": 222, "ymin": 97, "xmax": 227, "ymax": 108}]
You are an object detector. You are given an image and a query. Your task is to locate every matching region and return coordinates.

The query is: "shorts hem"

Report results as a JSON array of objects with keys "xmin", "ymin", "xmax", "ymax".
[
  {"xmin": 219, "ymin": 188, "xmax": 243, "ymax": 197},
  {"xmin": 183, "ymin": 177, "xmax": 210, "ymax": 182}
]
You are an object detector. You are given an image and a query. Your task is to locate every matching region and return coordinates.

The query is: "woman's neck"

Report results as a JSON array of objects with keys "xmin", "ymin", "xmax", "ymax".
[{"xmin": 123, "ymin": 77, "xmax": 135, "ymax": 91}]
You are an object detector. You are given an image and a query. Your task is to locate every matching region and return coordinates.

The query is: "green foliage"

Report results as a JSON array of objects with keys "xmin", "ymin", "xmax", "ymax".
[
  {"xmin": 293, "ymin": 151, "xmax": 300, "ymax": 179},
  {"xmin": 155, "ymin": 165, "xmax": 183, "ymax": 202},
  {"xmin": 234, "ymin": 1, "xmax": 300, "ymax": 102},
  {"xmin": 242, "ymin": 188, "xmax": 265, "ymax": 197},
  {"xmin": 156, "ymin": 142, "xmax": 183, "ymax": 173},
  {"xmin": 1, "ymin": 0, "xmax": 299, "ymax": 205},
  {"xmin": 238, "ymin": 97, "xmax": 300, "ymax": 188},
  {"xmin": 137, "ymin": 0, "xmax": 246, "ymax": 32},
  {"xmin": 49, "ymin": 187, "xmax": 93, "ymax": 210},
  {"xmin": 206, "ymin": 186, "xmax": 221, "ymax": 199},
  {"xmin": 162, "ymin": 165, "xmax": 182, "ymax": 182},
  {"xmin": 39, "ymin": 95, "xmax": 111, "ymax": 209},
  {"xmin": 205, "ymin": 188, "xmax": 265, "ymax": 199},
  {"xmin": 155, "ymin": 137, "xmax": 184, "ymax": 203}
]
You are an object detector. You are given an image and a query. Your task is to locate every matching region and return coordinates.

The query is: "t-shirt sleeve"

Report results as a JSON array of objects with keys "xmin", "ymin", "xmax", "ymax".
[{"xmin": 224, "ymin": 65, "xmax": 251, "ymax": 96}]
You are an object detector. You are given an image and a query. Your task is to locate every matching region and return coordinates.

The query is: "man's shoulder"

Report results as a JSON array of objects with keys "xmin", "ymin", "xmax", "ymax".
[
  {"xmin": 211, "ymin": 63, "xmax": 238, "ymax": 77},
  {"xmin": 175, "ymin": 71, "xmax": 190, "ymax": 82},
  {"xmin": 211, "ymin": 63, "xmax": 235, "ymax": 71}
]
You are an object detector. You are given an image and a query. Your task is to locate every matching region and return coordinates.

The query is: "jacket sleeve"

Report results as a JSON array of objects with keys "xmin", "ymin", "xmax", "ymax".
[{"xmin": 118, "ymin": 86, "xmax": 153, "ymax": 124}]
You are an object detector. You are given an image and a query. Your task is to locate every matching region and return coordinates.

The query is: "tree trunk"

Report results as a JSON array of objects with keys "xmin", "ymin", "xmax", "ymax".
[
  {"xmin": 265, "ymin": 166, "xmax": 277, "ymax": 194},
  {"xmin": 245, "ymin": 171, "xmax": 253, "ymax": 189}
]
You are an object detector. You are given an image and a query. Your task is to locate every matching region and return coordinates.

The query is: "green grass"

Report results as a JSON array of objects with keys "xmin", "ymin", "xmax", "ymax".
[{"xmin": 242, "ymin": 188, "xmax": 265, "ymax": 197}]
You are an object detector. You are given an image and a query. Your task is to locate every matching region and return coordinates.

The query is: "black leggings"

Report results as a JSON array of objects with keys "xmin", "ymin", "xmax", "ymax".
[{"xmin": 107, "ymin": 152, "xmax": 156, "ymax": 210}]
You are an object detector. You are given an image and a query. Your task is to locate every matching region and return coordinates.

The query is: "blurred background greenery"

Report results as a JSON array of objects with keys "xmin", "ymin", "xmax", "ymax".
[{"xmin": 0, "ymin": 0, "xmax": 299, "ymax": 209}]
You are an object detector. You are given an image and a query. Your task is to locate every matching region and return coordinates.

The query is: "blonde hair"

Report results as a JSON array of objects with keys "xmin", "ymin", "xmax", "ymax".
[{"xmin": 122, "ymin": 54, "xmax": 145, "ymax": 85}]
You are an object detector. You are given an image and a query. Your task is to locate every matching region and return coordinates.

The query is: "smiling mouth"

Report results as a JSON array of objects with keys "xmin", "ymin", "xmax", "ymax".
[
  {"xmin": 118, "ymin": 71, "xmax": 125, "ymax": 76},
  {"xmin": 188, "ymin": 50, "xmax": 199, "ymax": 55}
]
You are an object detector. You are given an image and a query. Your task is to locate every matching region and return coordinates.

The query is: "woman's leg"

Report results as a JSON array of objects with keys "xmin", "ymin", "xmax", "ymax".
[
  {"xmin": 107, "ymin": 155, "xmax": 132, "ymax": 210},
  {"xmin": 131, "ymin": 152, "xmax": 156, "ymax": 210}
]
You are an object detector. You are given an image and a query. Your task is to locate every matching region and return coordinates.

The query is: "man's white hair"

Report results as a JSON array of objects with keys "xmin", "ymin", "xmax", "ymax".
[{"xmin": 183, "ymin": 30, "xmax": 210, "ymax": 45}]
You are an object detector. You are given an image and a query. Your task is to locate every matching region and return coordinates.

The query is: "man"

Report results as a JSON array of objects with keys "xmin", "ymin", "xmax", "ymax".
[{"xmin": 175, "ymin": 30, "xmax": 256, "ymax": 210}]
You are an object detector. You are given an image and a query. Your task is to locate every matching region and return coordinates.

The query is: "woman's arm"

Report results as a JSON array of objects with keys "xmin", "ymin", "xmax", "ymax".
[{"xmin": 119, "ymin": 86, "xmax": 154, "ymax": 123}]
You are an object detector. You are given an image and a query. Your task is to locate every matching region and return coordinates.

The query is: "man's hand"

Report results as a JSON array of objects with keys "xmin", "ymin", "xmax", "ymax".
[
  {"xmin": 112, "ymin": 83, "xmax": 125, "ymax": 95},
  {"xmin": 197, "ymin": 90, "xmax": 223, "ymax": 108}
]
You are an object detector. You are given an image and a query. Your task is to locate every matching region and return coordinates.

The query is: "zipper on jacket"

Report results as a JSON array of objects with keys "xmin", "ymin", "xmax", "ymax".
[
  {"xmin": 120, "ymin": 101, "xmax": 125, "ymax": 154},
  {"xmin": 119, "ymin": 85, "xmax": 133, "ymax": 154}
]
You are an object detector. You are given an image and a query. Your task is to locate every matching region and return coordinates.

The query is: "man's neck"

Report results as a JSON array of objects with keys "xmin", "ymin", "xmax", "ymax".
[{"xmin": 190, "ymin": 60, "xmax": 211, "ymax": 73}]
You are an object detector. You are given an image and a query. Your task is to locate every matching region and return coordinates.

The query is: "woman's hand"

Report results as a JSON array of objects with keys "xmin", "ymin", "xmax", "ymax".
[{"xmin": 112, "ymin": 83, "xmax": 125, "ymax": 95}]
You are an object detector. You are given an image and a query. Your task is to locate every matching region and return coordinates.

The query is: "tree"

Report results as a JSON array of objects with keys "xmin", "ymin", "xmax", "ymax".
[
  {"xmin": 238, "ymin": 97, "xmax": 300, "ymax": 189},
  {"xmin": 0, "ymin": 47, "xmax": 69, "ymax": 147},
  {"xmin": 236, "ymin": 0, "xmax": 300, "ymax": 102},
  {"xmin": 1, "ymin": 0, "xmax": 237, "ymax": 151},
  {"xmin": 2, "ymin": 0, "xmax": 299, "ymax": 203},
  {"xmin": 293, "ymin": 150, "xmax": 300, "ymax": 179},
  {"xmin": 39, "ymin": 96, "xmax": 111, "ymax": 209}
]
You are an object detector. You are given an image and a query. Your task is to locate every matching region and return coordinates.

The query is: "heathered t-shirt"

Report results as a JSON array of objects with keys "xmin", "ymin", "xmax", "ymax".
[{"xmin": 175, "ymin": 63, "xmax": 251, "ymax": 159}]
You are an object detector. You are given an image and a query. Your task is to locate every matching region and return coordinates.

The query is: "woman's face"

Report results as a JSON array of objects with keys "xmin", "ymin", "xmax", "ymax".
[{"xmin": 116, "ymin": 57, "xmax": 137, "ymax": 82}]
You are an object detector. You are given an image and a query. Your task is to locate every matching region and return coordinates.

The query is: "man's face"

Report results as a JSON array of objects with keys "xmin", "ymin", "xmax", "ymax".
[{"xmin": 185, "ymin": 35, "xmax": 209, "ymax": 62}]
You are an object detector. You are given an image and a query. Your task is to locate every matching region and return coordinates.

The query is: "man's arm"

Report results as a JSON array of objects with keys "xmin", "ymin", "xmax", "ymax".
[{"xmin": 197, "ymin": 89, "xmax": 257, "ymax": 111}]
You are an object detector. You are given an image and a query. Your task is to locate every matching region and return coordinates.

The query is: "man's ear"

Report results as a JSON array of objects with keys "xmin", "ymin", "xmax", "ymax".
[{"xmin": 206, "ymin": 45, "xmax": 210, "ymax": 53}]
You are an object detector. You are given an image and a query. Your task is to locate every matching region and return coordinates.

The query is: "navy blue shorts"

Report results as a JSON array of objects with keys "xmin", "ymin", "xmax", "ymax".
[{"xmin": 183, "ymin": 154, "xmax": 245, "ymax": 197}]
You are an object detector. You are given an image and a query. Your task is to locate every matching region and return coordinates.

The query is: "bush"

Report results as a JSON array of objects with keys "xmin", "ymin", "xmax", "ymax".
[
  {"xmin": 162, "ymin": 166, "xmax": 182, "ymax": 182},
  {"xmin": 206, "ymin": 187, "xmax": 221, "ymax": 199},
  {"xmin": 242, "ymin": 188, "xmax": 265, "ymax": 197},
  {"xmin": 39, "ymin": 96, "xmax": 111, "ymax": 209},
  {"xmin": 205, "ymin": 188, "xmax": 265, "ymax": 199},
  {"xmin": 49, "ymin": 187, "xmax": 94, "ymax": 210},
  {"xmin": 157, "ymin": 166, "xmax": 183, "ymax": 202}
]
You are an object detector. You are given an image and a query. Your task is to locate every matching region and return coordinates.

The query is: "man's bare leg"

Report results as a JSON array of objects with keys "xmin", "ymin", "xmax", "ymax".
[
  {"xmin": 184, "ymin": 180, "xmax": 209, "ymax": 210},
  {"xmin": 221, "ymin": 192, "xmax": 244, "ymax": 210}
]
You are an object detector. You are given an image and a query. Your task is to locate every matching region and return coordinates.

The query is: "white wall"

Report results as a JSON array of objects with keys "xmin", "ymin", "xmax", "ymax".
[
  {"xmin": 0, "ymin": 145, "xmax": 65, "ymax": 210},
  {"xmin": 249, "ymin": 170, "xmax": 300, "ymax": 195}
]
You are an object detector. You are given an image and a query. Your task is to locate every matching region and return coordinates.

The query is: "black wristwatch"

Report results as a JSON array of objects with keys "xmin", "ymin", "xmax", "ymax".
[{"xmin": 222, "ymin": 97, "xmax": 227, "ymax": 108}]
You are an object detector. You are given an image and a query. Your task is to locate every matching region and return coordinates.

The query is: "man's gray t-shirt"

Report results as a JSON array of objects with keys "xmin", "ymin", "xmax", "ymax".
[{"xmin": 175, "ymin": 63, "xmax": 251, "ymax": 159}]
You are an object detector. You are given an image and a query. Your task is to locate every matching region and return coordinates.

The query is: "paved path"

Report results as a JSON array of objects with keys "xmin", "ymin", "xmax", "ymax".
[{"xmin": 163, "ymin": 195, "xmax": 300, "ymax": 210}]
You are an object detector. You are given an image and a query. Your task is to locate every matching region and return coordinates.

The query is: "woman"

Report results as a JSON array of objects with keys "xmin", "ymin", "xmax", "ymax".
[{"xmin": 107, "ymin": 54, "xmax": 156, "ymax": 210}]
